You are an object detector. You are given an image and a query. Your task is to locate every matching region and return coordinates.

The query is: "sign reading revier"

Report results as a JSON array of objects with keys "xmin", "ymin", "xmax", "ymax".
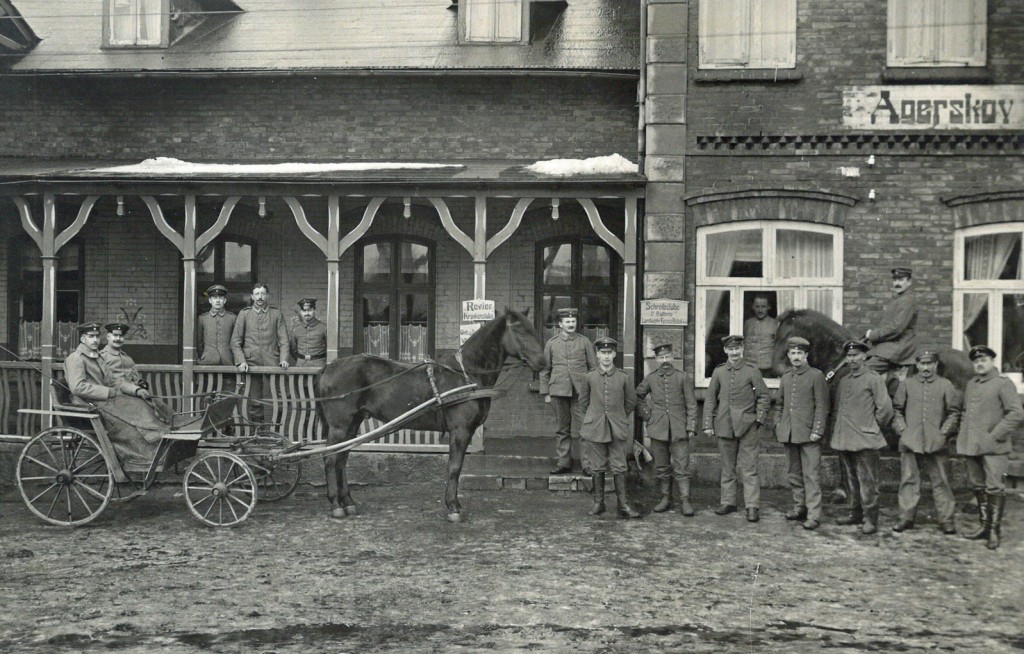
[
  {"xmin": 843, "ymin": 85, "xmax": 1023, "ymax": 130},
  {"xmin": 462, "ymin": 300, "xmax": 495, "ymax": 322},
  {"xmin": 641, "ymin": 299, "xmax": 688, "ymax": 326}
]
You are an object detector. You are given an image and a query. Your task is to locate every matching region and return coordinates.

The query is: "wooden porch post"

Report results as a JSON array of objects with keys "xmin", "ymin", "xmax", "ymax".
[
  {"xmin": 622, "ymin": 196, "xmax": 638, "ymax": 375},
  {"xmin": 473, "ymin": 194, "xmax": 487, "ymax": 299},
  {"xmin": 325, "ymin": 196, "xmax": 341, "ymax": 361}
]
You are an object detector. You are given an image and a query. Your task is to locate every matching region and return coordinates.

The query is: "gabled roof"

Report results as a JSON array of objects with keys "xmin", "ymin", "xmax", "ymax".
[{"xmin": 0, "ymin": 0, "xmax": 638, "ymax": 75}]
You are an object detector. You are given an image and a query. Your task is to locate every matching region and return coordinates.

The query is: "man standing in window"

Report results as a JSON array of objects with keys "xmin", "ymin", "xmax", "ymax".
[
  {"xmin": 290, "ymin": 298, "xmax": 327, "ymax": 367},
  {"xmin": 703, "ymin": 334, "xmax": 770, "ymax": 522},
  {"xmin": 539, "ymin": 307, "xmax": 596, "ymax": 475},
  {"xmin": 891, "ymin": 350, "xmax": 961, "ymax": 535},
  {"xmin": 197, "ymin": 284, "xmax": 236, "ymax": 366},
  {"xmin": 865, "ymin": 267, "xmax": 917, "ymax": 378},
  {"xmin": 743, "ymin": 295, "xmax": 779, "ymax": 378},
  {"xmin": 231, "ymin": 282, "xmax": 290, "ymax": 423},
  {"xmin": 579, "ymin": 337, "xmax": 641, "ymax": 519},
  {"xmin": 832, "ymin": 340, "xmax": 894, "ymax": 535},
  {"xmin": 957, "ymin": 345, "xmax": 1024, "ymax": 550}
]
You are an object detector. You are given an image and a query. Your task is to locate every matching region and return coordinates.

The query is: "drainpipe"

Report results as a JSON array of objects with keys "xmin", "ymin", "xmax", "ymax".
[{"xmin": 638, "ymin": 0, "xmax": 648, "ymax": 175}]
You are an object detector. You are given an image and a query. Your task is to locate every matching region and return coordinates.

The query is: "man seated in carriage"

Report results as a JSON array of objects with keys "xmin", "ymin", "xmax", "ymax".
[
  {"xmin": 64, "ymin": 321, "xmax": 174, "ymax": 470},
  {"xmin": 864, "ymin": 267, "xmax": 918, "ymax": 381}
]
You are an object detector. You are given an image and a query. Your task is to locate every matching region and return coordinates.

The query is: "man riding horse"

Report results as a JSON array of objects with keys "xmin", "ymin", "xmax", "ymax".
[{"xmin": 864, "ymin": 267, "xmax": 917, "ymax": 383}]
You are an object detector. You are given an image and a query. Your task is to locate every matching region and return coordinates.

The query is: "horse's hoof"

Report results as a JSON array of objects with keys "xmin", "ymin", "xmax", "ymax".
[
  {"xmin": 343, "ymin": 505, "xmax": 358, "ymax": 516},
  {"xmin": 330, "ymin": 508, "xmax": 348, "ymax": 520},
  {"xmin": 446, "ymin": 512, "xmax": 462, "ymax": 523}
]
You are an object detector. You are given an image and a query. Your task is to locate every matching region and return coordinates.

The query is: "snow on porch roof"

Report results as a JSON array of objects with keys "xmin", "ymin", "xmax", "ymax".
[{"xmin": 0, "ymin": 156, "xmax": 645, "ymax": 189}]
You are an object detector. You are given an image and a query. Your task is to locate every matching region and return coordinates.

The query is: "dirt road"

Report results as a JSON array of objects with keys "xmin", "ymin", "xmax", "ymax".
[{"xmin": 1, "ymin": 481, "xmax": 1021, "ymax": 653}]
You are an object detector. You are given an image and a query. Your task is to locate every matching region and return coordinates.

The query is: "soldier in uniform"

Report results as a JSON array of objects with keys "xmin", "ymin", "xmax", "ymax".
[
  {"xmin": 100, "ymin": 321, "xmax": 148, "ymax": 390},
  {"xmin": 957, "ymin": 345, "xmax": 1024, "ymax": 550},
  {"xmin": 891, "ymin": 349, "xmax": 961, "ymax": 534},
  {"xmin": 579, "ymin": 337, "xmax": 641, "ymax": 519},
  {"xmin": 743, "ymin": 295, "xmax": 779, "ymax": 378},
  {"xmin": 539, "ymin": 307, "xmax": 596, "ymax": 475},
  {"xmin": 864, "ymin": 267, "xmax": 917, "ymax": 376},
  {"xmin": 832, "ymin": 340, "xmax": 894, "ymax": 534},
  {"xmin": 289, "ymin": 298, "xmax": 328, "ymax": 367},
  {"xmin": 230, "ymin": 282, "xmax": 290, "ymax": 422},
  {"xmin": 703, "ymin": 334, "xmax": 770, "ymax": 522},
  {"xmin": 774, "ymin": 336, "xmax": 829, "ymax": 530},
  {"xmin": 196, "ymin": 284, "xmax": 236, "ymax": 366},
  {"xmin": 636, "ymin": 342, "xmax": 697, "ymax": 515},
  {"xmin": 66, "ymin": 322, "xmax": 149, "ymax": 405}
]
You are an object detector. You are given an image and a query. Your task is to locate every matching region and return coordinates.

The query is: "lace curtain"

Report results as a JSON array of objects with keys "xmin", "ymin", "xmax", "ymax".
[{"xmin": 962, "ymin": 232, "xmax": 1020, "ymax": 348}]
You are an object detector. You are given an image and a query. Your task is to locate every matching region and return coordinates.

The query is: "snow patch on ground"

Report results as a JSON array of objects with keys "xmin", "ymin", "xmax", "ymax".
[{"xmin": 525, "ymin": 154, "xmax": 638, "ymax": 176}]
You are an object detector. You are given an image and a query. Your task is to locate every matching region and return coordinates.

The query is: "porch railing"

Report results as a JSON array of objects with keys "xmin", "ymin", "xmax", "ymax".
[{"xmin": 0, "ymin": 362, "xmax": 447, "ymax": 451}]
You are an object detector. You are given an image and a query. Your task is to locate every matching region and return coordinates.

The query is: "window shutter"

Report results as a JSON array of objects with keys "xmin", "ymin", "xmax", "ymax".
[
  {"xmin": 700, "ymin": 0, "xmax": 750, "ymax": 68},
  {"xmin": 937, "ymin": 0, "xmax": 986, "ymax": 66},
  {"xmin": 754, "ymin": 0, "xmax": 796, "ymax": 68},
  {"xmin": 466, "ymin": 0, "xmax": 496, "ymax": 41},
  {"xmin": 889, "ymin": 0, "xmax": 934, "ymax": 66},
  {"xmin": 496, "ymin": 0, "xmax": 523, "ymax": 41}
]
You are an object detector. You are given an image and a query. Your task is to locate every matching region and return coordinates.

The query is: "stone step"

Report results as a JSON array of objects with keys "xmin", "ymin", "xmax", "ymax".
[{"xmin": 463, "ymin": 454, "xmax": 556, "ymax": 476}]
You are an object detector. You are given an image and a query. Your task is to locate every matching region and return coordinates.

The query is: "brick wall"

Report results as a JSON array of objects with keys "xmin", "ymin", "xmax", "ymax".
[{"xmin": 0, "ymin": 75, "xmax": 637, "ymax": 162}]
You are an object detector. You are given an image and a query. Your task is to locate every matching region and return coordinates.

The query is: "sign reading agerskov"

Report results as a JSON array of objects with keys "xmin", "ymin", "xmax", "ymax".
[
  {"xmin": 843, "ymin": 85, "xmax": 1023, "ymax": 130},
  {"xmin": 641, "ymin": 299, "xmax": 688, "ymax": 326}
]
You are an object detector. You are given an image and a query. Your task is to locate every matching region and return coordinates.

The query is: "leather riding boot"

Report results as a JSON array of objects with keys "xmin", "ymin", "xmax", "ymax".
[
  {"xmin": 836, "ymin": 508, "xmax": 863, "ymax": 526},
  {"xmin": 675, "ymin": 476, "xmax": 694, "ymax": 516},
  {"xmin": 963, "ymin": 489, "xmax": 990, "ymax": 540},
  {"xmin": 986, "ymin": 494, "xmax": 1005, "ymax": 550},
  {"xmin": 588, "ymin": 473, "xmax": 606, "ymax": 516},
  {"xmin": 613, "ymin": 474, "xmax": 641, "ymax": 519},
  {"xmin": 861, "ymin": 507, "xmax": 879, "ymax": 535},
  {"xmin": 652, "ymin": 478, "xmax": 672, "ymax": 513}
]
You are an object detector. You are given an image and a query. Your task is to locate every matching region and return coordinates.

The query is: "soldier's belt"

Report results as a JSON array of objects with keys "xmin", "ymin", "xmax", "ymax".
[{"xmin": 298, "ymin": 353, "xmax": 326, "ymax": 360}]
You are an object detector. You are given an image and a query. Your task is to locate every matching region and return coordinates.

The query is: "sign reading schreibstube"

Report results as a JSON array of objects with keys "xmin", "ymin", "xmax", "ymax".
[
  {"xmin": 641, "ymin": 299, "xmax": 688, "ymax": 326},
  {"xmin": 461, "ymin": 300, "xmax": 495, "ymax": 322},
  {"xmin": 843, "ymin": 85, "xmax": 1023, "ymax": 130}
]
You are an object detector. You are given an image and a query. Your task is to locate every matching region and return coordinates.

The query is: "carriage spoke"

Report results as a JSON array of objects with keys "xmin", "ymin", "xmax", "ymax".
[
  {"xmin": 23, "ymin": 455, "xmax": 58, "ymax": 474},
  {"xmin": 64, "ymin": 483, "xmax": 74, "ymax": 521},
  {"xmin": 188, "ymin": 485, "xmax": 216, "ymax": 493},
  {"xmin": 69, "ymin": 436, "xmax": 86, "ymax": 467},
  {"xmin": 191, "ymin": 493, "xmax": 215, "ymax": 509},
  {"xmin": 71, "ymin": 484, "xmax": 97, "ymax": 515},
  {"xmin": 45, "ymin": 485, "xmax": 62, "ymax": 518},
  {"xmin": 72, "ymin": 451, "xmax": 103, "ymax": 475},
  {"xmin": 225, "ymin": 496, "xmax": 240, "ymax": 521},
  {"xmin": 73, "ymin": 474, "xmax": 112, "ymax": 480},
  {"xmin": 72, "ymin": 479, "xmax": 108, "ymax": 501},
  {"xmin": 35, "ymin": 439, "xmax": 63, "ymax": 470},
  {"xmin": 188, "ymin": 471, "xmax": 215, "ymax": 487},
  {"xmin": 226, "ymin": 471, "xmax": 250, "ymax": 487},
  {"xmin": 29, "ymin": 482, "xmax": 59, "ymax": 505},
  {"xmin": 203, "ymin": 459, "xmax": 218, "ymax": 485},
  {"xmin": 202, "ymin": 496, "xmax": 219, "ymax": 520}
]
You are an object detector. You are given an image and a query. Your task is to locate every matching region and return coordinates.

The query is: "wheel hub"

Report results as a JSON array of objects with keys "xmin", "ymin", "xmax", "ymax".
[
  {"xmin": 55, "ymin": 469, "xmax": 73, "ymax": 485},
  {"xmin": 212, "ymin": 482, "xmax": 229, "ymax": 497}
]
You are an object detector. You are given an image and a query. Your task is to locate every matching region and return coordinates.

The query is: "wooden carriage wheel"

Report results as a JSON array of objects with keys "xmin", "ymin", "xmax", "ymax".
[
  {"xmin": 183, "ymin": 451, "xmax": 257, "ymax": 527},
  {"xmin": 17, "ymin": 427, "xmax": 113, "ymax": 527},
  {"xmin": 241, "ymin": 432, "xmax": 302, "ymax": 502}
]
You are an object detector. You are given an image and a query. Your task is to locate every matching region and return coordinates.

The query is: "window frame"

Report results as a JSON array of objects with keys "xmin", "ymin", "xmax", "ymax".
[
  {"xmin": 102, "ymin": 0, "xmax": 171, "ymax": 49},
  {"xmin": 195, "ymin": 233, "xmax": 258, "ymax": 314},
  {"xmin": 887, "ymin": 0, "xmax": 987, "ymax": 68},
  {"xmin": 460, "ymin": 0, "xmax": 529, "ymax": 44},
  {"xmin": 695, "ymin": 220, "xmax": 844, "ymax": 386},
  {"xmin": 698, "ymin": 0, "xmax": 797, "ymax": 70},
  {"xmin": 952, "ymin": 222, "xmax": 1024, "ymax": 389},
  {"xmin": 534, "ymin": 235, "xmax": 621, "ymax": 345}
]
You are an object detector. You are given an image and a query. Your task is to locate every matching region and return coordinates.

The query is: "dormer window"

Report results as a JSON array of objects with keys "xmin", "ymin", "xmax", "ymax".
[
  {"xmin": 462, "ymin": 0, "xmax": 527, "ymax": 43},
  {"xmin": 104, "ymin": 0, "xmax": 169, "ymax": 48}
]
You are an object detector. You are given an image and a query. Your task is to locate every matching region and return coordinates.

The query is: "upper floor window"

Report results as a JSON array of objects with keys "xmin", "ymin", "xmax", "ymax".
[
  {"xmin": 462, "ymin": 0, "xmax": 526, "ymax": 43},
  {"xmin": 888, "ymin": 0, "xmax": 986, "ymax": 67},
  {"xmin": 105, "ymin": 0, "xmax": 169, "ymax": 47},
  {"xmin": 699, "ymin": 0, "xmax": 796, "ymax": 69},
  {"xmin": 696, "ymin": 221, "xmax": 843, "ymax": 384},
  {"xmin": 953, "ymin": 223, "xmax": 1024, "ymax": 386}
]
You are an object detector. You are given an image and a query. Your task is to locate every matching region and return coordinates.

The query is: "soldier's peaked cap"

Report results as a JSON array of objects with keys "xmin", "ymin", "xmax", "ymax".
[
  {"xmin": 652, "ymin": 342, "xmax": 673, "ymax": 355},
  {"xmin": 843, "ymin": 340, "xmax": 870, "ymax": 354},
  {"xmin": 968, "ymin": 344, "xmax": 997, "ymax": 360},
  {"xmin": 556, "ymin": 307, "xmax": 578, "ymax": 319},
  {"xmin": 594, "ymin": 336, "xmax": 618, "ymax": 351},
  {"xmin": 721, "ymin": 334, "xmax": 744, "ymax": 347},
  {"xmin": 915, "ymin": 349, "xmax": 939, "ymax": 363},
  {"xmin": 297, "ymin": 298, "xmax": 317, "ymax": 309},
  {"xmin": 786, "ymin": 336, "xmax": 811, "ymax": 352},
  {"xmin": 891, "ymin": 267, "xmax": 913, "ymax": 279},
  {"xmin": 205, "ymin": 284, "xmax": 228, "ymax": 297},
  {"xmin": 76, "ymin": 321, "xmax": 102, "ymax": 335},
  {"xmin": 104, "ymin": 322, "xmax": 130, "ymax": 334}
]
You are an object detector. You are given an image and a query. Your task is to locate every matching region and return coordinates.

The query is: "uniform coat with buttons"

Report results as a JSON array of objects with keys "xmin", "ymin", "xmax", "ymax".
[
  {"xmin": 893, "ymin": 373, "xmax": 962, "ymax": 453},
  {"xmin": 703, "ymin": 361, "xmax": 770, "ymax": 439},
  {"xmin": 831, "ymin": 367, "xmax": 894, "ymax": 451},
  {"xmin": 579, "ymin": 365, "xmax": 637, "ymax": 443},
  {"xmin": 197, "ymin": 309, "xmax": 236, "ymax": 365},
  {"xmin": 289, "ymin": 316, "xmax": 328, "ymax": 367},
  {"xmin": 866, "ymin": 289, "xmax": 917, "ymax": 364},
  {"xmin": 636, "ymin": 364, "xmax": 697, "ymax": 441},
  {"xmin": 539, "ymin": 332, "xmax": 596, "ymax": 397},
  {"xmin": 230, "ymin": 306, "xmax": 290, "ymax": 367},
  {"xmin": 774, "ymin": 364, "xmax": 829, "ymax": 445},
  {"xmin": 956, "ymin": 368, "xmax": 1024, "ymax": 456},
  {"xmin": 99, "ymin": 344, "xmax": 145, "ymax": 387},
  {"xmin": 65, "ymin": 344, "xmax": 139, "ymax": 404}
]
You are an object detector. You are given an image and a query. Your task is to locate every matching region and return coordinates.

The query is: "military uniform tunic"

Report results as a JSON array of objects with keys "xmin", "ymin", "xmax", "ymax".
[
  {"xmin": 636, "ymin": 365, "xmax": 697, "ymax": 442},
  {"xmin": 230, "ymin": 306, "xmax": 290, "ymax": 367},
  {"xmin": 538, "ymin": 332, "xmax": 596, "ymax": 397},
  {"xmin": 197, "ymin": 309, "xmax": 236, "ymax": 365},
  {"xmin": 893, "ymin": 374, "xmax": 961, "ymax": 454},
  {"xmin": 99, "ymin": 345, "xmax": 145, "ymax": 387},
  {"xmin": 774, "ymin": 365, "xmax": 829, "ymax": 445},
  {"xmin": 65, "ymin": 344, "xmax": 138, "ymax": 404},
  {"xmin": 579, "ymin": 365, "xmax": 636, "ymax": 475},
  {"xmin": 743, "ymin": 315, "xmax": 779, "ymax": 371},
  {"xmin": 956, "ymin": 368, "xmax": 1024, "ymax": 457},
  {"xmin": 703, "ymin": 360, "xmax": 770, "ymax": 439},
  {"xmin": 289, "ymin": 316, "xmax": 328, "ymax": 367},
  {"xmin": 831, "ymin": 367, "xmax": 894, "ymax": 452},
  {"xmin": 866, "ymin": 289, "xmax": 917, "ymax": 364}
]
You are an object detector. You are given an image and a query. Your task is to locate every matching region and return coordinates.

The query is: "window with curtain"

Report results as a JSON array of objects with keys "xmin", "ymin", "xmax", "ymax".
[
  {"xmin": 106, "ymin": 0, "xmax": 167, "ymax": 47},
  {"xmin": 954, "ymin": 223, "xmax": 1024, "ymax": 384},
  {"xmin": 8, "ymin": 237, "xmax": 84, "ymax": 361},
  {"xmin": 699, "ymin": 0, "xmax": 796, "ymax": 69},
  {"xmin": 696, "ymin": 221, "xmax": 843, "ymax": 384},
  {"xmin": 463, "ymin": 0, "xmax": 525, "ymax": 43},
  {"xmin": 536, "ymin": 237, "xmax": 619, "ymax": 345},
  {"xmin": 888, "ymin": 0, "xmax": 986, "ymax": 67}
]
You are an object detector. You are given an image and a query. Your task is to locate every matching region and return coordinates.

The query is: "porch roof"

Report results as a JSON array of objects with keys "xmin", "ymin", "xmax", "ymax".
[{"xmin": 0, "ymin": 157, "xmax": 646, "ymax": 196}]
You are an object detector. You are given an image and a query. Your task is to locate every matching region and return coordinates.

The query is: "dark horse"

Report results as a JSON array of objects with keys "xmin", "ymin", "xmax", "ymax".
[{"xmin": 316, "ymin": 308, "xmax": 545, "ymax": 522}]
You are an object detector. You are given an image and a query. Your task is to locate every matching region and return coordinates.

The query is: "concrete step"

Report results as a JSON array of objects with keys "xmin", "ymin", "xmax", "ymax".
[{"xmin": 463, "ymin": 454, "xmax": 555, "ymax": 476}]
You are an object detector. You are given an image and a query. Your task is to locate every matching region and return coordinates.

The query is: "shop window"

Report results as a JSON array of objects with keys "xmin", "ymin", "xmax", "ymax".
[
  {"xmin": 536, "ymin": 237, "xmax": 619, "ymax": 344},
  {"xmin": 355, "ymin": 238, "xmax": 434, "ymax": 363},
  {"xmin": 196, "ymin": 235, "xmax": 256, "ymax": 313},
  {"xmin": 696, "ymin": 221, "xmax": 843, "ymax": 384},
  {"xmin": 8, "ymin": 237, "xmax": 84, "ymax": 361},
  {"xmin": 954, "ymin": 223, "xmax": 1024, "ymax": 386},
  {"xmin": 461, "ymin": 0, "xmax": 526, "ymax": 43},
  {"xmin": 888, "ymin": 0, "xmax": 986, "ymax": 67},
  {"xmin": 699, "ymin": 0, "xmax": 796, "ymax": 69}
]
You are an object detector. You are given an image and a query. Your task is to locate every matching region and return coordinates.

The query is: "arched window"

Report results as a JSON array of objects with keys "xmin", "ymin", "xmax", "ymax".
[
  {"xmin": 355, "ymin": 237, "xmax": 434, "ymax": 362},
  {"xmin": 7, "ymin": 236, "xmax": 84, "ymax": 360},
  {"xmin": 954, "ymin": 222, "xmax": 1024, "ymax": 385},
  {"xmin": 535, "ymin": 237, "xmax": 619, "ymax": 343},
  {"xmin": 696, "ymin": 220, "xmax": 843, "ymax": 383},
  {"xmin": 196, "ymin": 234, "xmax": 257, "ymax": 312}
]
